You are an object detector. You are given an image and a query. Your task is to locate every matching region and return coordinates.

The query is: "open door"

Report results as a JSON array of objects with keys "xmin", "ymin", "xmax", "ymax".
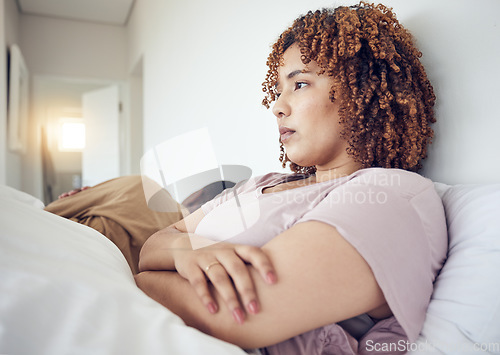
[{"xmin": 82, "ymin": 85, "xmax": 120, "ymax": 186}]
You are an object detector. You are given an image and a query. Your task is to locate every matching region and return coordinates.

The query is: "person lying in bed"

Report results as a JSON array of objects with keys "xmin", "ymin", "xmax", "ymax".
[{"xmin": 135, "ymin": 2, "xmax": 448, "ymax": 354}]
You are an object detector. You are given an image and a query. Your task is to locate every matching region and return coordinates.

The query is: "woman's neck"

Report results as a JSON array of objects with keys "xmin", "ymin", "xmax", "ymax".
[{"xmin": 313, "ymin": 160, "xmax": 362, "ymax": 183}]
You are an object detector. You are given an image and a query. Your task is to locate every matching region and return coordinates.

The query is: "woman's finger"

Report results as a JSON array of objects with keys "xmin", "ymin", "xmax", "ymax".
[
  {"xmin": 182, "ymin": 264, "xmax": 218, "ymax": 315},
  {"xmin": 204, "ymin": 261, "xmax": 246, "ymax": 324},
  {"xmin": 217, "ymin": 254, "xmax": 260, "ymax": 316},
  {"xmin": 68, "ymin": 189, "xmax": 79, "ymax": 196},
  {"xmin": 58, "ymin": 192, "xmax": 69, "ymax": 199},
  {"xmin": 234, "ymin": 245, "xmax": 277, "ymax": 284},
  {"xmin": 58, "ymin": 186, "xmax": 90, "ymax": 199}
]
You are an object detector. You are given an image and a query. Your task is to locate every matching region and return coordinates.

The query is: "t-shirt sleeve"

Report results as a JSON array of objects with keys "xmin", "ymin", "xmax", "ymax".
[{"xmin": 295, "ymin": 173, "xmax": 447, "ymax": 342}]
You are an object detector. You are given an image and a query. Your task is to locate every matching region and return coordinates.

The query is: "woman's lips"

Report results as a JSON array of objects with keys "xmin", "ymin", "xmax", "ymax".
[{"xmin": 279, "ymin": 126, "xmax": 296, "ymax": 142}]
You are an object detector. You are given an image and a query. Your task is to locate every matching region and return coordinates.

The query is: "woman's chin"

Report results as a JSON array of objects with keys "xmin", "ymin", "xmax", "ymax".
[{"xmin": 287, "ymin": 156, "xmax": 313, "ymax": 169}]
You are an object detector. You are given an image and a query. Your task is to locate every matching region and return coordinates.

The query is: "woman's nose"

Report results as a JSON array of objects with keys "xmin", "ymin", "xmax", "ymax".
[{"xmin": 272, "ymin": 94, "xmax": 290, "ymax": 119}]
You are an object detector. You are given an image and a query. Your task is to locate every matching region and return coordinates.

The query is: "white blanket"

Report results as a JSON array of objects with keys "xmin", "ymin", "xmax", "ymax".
[{"xmin": 0, "ymin": 185, "xmax": 246, "ymax": 355}]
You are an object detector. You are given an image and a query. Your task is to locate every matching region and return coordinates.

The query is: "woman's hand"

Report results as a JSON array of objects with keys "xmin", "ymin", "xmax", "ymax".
[
  {"xmin": 171, "ymin": 238, "xmax": 277, "ymax": 324},
  {"xmin": 139, "ymin": 209, "xmax": 277, "ymax": 324},
  {"xmin": 58, "ymin": 186, "xmax": 90, "ymax": 199}
]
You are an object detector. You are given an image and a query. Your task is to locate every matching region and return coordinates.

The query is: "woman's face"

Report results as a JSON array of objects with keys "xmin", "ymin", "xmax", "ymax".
[{"xmin": 273, "ymin": 44, "xmax": 353, "ymax": 171}]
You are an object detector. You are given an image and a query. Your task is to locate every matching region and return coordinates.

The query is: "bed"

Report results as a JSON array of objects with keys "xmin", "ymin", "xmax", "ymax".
[
  {"xmin": 0, "ymin": 183, "xmax": 248, "ymax": 355},
  {"xmin": 1, "ymin": 179, "xmax": 499, "ymax": 354}
]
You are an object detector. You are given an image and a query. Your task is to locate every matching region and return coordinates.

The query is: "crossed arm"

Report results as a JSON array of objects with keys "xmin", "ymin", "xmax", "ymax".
[{"xmin": 135, "ymin": 209, "xmax": 391, "ymax": 349}]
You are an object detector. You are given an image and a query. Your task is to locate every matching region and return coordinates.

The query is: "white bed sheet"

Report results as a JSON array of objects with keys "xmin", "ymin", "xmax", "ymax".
[{"xmin": 0, "ymin": 185, "xmax": 247, "ymax": 355}]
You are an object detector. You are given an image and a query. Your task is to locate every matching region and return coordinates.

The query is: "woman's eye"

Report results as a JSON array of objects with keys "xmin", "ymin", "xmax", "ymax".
[{"xmin": 295, "ymin": 82, "xmax": 308, "ymax": 90}]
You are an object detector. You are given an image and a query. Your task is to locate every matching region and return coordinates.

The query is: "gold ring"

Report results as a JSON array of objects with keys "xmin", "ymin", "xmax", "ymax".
[{"xmin": 204, "ymin": 261, "xmax": 221, "ymax": 273}]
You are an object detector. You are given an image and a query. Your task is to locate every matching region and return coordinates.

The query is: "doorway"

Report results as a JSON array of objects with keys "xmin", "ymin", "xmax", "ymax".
[{"xmin": 31, "ymin": 76, "xmax": 139, "ymax": 203}]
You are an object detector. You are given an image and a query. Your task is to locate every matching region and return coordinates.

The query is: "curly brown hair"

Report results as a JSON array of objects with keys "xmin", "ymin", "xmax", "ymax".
[{"xmin": 262, "ymin": 2, "xmax": 436, "ymax": 174}]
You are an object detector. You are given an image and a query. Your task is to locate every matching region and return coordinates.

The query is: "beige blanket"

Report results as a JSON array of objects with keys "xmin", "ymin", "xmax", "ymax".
[{"xmin": 44, "ymin": 175, "xmax": 183, "ymax": 274}]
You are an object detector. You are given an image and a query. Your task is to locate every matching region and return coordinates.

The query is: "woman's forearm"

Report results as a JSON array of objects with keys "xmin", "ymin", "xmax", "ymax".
[
  {"xmin": 138, "ymin": 227, "xmax": 190, "ymax": 271},
  {"xmin": 138, "ymin": 208, "xmax": 206, "ymax": 272},
  {"xmin": 134, "ymin": 269, "xmax": 281, "ymax": 349},
  {"xmin": 134, "ymin": 271, "xmax": 213, "ymax": 333}
]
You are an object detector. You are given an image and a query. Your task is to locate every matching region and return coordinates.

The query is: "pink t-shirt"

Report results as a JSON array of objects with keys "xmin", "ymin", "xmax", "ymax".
[{"xmin": 198, "ymin": 168, "xmax": 447, "ymax": 354}]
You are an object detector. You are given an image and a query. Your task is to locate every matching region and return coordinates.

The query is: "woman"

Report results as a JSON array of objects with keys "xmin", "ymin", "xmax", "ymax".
[{"xmin": 135, "ymin": 2, "xmax": 447, "ymax": 354}]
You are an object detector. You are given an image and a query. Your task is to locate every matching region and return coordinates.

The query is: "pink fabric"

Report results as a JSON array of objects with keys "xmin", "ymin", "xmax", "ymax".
[
  {"xmin": 262, "ymin": 316, "xmax": 408, "ymax": 355},
  {"xmin": 198, "ymin": 168, "xmax": 448, "ymax": 353},
  {"xmin": 262, "ymin": 322, "xmax": 358, "ymax": 355}
]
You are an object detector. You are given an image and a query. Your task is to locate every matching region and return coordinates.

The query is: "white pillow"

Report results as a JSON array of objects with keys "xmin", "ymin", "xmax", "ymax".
[{"xmin": 410, "ymin": 183, "xmax": 500, "ymax": 354}]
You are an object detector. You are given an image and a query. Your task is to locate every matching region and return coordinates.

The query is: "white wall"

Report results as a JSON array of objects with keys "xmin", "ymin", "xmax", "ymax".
[
  {"xmin": 128, "ymin": 0, "xmax": 500, "ymax": 184},
  {"xmin": 387, "ymin": 0, "xmax": 500, "ymax": 184}
]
